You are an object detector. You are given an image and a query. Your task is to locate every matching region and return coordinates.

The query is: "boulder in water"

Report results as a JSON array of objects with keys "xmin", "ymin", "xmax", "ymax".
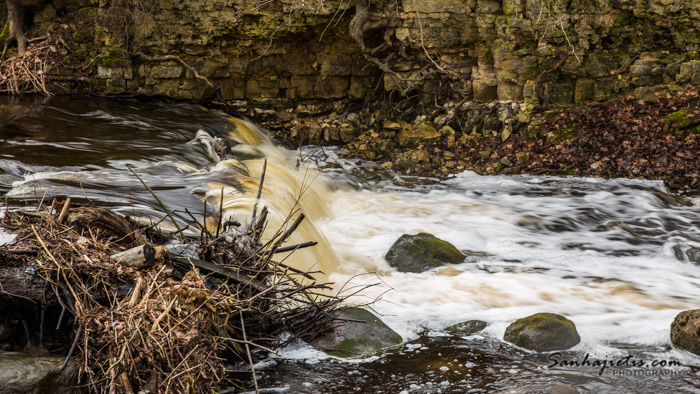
[
  {"xmin": 504, "ymin": 313, "xmax": 580, "ymax": 351},
  {"xmin": 445, "ymin": 320, "xmax": 488, "ymax": 336},
  {"xmin": 670, "ymin": 309, "xmax": 700, "ymax": 356},
  {"xmin": 0, "ymin": 352, "xmax": 74, "ymax": 394},
  {"xmin": 310, "ymin": 307, "xmax": 402, "ymax": 358},
  {"xmin": 385, "ymin": 233, "xmax": 466, "ymax": 273}
]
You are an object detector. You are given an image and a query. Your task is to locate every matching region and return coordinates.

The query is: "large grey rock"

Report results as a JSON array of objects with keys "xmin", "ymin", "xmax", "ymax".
[
  {"xmin": 504, "ymin": 313, "xmax": 581, "ymax": 352},
  {"xmin": 0, "ymin": 352, "xmax": 74, "ymax": 394},
  {"xmin": 310, "ymin": 307, "xmax": 402, "ymax": 358},
  {"xmin": 671, "ymin": 309, "xmax": 700, "ymax": 356},
  {"xmin": 385, "ymin": 232, "xmax": 466, "ymax": 273}
]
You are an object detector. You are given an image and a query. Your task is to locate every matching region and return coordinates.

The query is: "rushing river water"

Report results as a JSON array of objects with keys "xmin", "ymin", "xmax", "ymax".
[{"xmin": 1, "ymin": 96, "xmax": 699, "ymax": 393}]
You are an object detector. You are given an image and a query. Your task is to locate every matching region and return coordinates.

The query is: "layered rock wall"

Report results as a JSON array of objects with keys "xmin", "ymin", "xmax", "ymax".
[{"xmin": 20, "ymin": 0, "xmax": 700, "ymax": 110}]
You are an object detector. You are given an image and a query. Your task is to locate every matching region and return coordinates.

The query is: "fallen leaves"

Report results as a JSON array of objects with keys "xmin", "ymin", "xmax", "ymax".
[{"xmin": 450, "ymin": 89, "xmax": 700, "ymax": 192}]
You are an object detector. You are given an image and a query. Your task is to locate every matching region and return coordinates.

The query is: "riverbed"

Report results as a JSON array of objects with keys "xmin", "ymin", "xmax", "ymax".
[{"xmin": 1, "ymin": 96, "xmax": 699, "ymax": 393}]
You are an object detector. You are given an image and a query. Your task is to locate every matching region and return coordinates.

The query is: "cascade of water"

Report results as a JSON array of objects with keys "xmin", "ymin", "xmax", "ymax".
[{"xmin": 199, "ymin": 117, "xmax": 342, "ymax": 283}]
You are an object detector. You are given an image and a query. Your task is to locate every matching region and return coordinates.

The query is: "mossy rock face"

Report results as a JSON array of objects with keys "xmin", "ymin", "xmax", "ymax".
[
  {"xmin": 385, "ymin": 232, "xmax": 466, "ymax": 273},
  {"xmin": 670, "ymin": 309, "xmax": 700, "ymax": 356},
  {"xmin": 310, "ymin": 307, "xmax": 403, "ymax": 358},
  {"xmin": 504, "ymin": 313, "xmax": 581, "ymax": 352},
  {"xmin": 446, "ymin": 320, "xmax": 488, "ymax": 336}
]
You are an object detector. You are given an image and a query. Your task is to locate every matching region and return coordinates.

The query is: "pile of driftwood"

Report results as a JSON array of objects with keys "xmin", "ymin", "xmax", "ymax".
[{"xmin": 0, "ymin": 195, "xmax": 342, "ymax": 393}]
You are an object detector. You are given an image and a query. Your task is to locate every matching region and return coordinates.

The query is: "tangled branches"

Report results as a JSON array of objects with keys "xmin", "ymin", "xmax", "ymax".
[{"xmin": 0, "ymin": 194, "xmax": 343, "ymax": 392}]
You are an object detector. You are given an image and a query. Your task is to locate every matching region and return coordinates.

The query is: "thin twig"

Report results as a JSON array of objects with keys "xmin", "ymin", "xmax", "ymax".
[
  {"xmin": 126, "ymin": 165, "xmax": 185, "ymax": 241},
  {"xmin": 240, "ymin": 312, "xmax": 259, "ymax": 394},
  {"xmin": 251, "ymin": 159, "xmax": 267, "ymax": 225}
]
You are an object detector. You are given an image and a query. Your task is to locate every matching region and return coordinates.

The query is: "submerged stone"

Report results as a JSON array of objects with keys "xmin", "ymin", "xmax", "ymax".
[
  {"xmin": 310, "ymin": 307, "xmax": 402, "ymax": 358},
  {"xmin": 504, "ymin": 313, "xmax": 581, "ymax": 351},
  {"xmin": 445, "ymin": 320, "xmax": 488, "ymax": 336},
  {"xmin": 385, "ymin": 233, "xmax": 466, "ymax": 273},
  {"xmin": 670, "ymin": 309, "xmax": 700, "ymax": 356}
]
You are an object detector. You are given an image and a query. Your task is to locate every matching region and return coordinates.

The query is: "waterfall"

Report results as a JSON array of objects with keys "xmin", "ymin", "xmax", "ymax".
[{"xmin": 199, "ymin": 117, "xmax": 341, "ymax": 282}]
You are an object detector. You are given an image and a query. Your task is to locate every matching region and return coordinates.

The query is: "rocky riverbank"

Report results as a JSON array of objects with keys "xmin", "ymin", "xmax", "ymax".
[
  {"xmin": 239, "ymin": 88, "xmax": 698, "ymax": 192},
  {"xmin": 337, "ymin": 89, "xmax": 700, "ymax": 192}
]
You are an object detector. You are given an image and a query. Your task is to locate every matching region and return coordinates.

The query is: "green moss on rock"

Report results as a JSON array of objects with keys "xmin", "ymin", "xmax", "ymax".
[
  {"xmin": 667, "ymin": 109, "xmax": 690, "ymax": 128},
  {"xmin": 397, "ymin": 122, "xmax": 441, "ymax": 147},
  {"xmin": 504, "ymin": 313, "xmax": 581, "ymax": 351},
  {"xmin": 0, "ymin": 20, "xmax": 9, "ymax": 44},
  {"xmin": 385, "ymin": 232, "xmax": 466, "ymax": 273},
  {"xmin": 670, "ymin": 309, "xmax": 700, "ymax": 356}
]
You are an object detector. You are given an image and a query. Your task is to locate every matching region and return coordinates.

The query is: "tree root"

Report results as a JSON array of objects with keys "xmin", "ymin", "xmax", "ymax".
[
  {"xmin": 3, "ymin": 0, "xmax": 63, "ymax": 57},
  {"xmin": 136, "ymin": 52, "xmax": 216, "ymax": 90},
  {"xmin": 349, "ymin": 0, "xmax": 418, "ymax": 96}
]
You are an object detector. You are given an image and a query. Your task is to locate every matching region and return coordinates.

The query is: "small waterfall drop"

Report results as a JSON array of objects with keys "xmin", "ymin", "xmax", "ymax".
[{"xmin": 200, "ymin": 117, "xmax": 341, "ymax": 282}]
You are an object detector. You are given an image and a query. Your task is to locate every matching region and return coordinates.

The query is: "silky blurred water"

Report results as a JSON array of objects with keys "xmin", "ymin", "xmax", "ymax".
[{"xmin": 1, "ymin": 96, "xmax": 699, "ymax": 393}]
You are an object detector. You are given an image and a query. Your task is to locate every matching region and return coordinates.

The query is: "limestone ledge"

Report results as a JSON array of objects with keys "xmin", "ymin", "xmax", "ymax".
[{"xmin": 24, "ymin": 0, "xmax": 700, "ymax": 114}]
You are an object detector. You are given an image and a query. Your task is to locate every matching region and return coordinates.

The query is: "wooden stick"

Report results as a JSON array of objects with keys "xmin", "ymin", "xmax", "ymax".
[
  {"xmin": 216, "ymin": 187, "xmax": 224, "ymax": 238},
  {"xmin": 240, "ymin": 312, "xmax": 259, "ymax": 394},
  {"xmin": 31, "ymin": 225, "xmax": 59, "ymax": 266},
  {"xmin": 169, "ymin": 254, "xmax": 266, "ymax": 292},
  {"xmin": 126, "ymin": 165, "xmax": 185, "ymax": 241},
  {"xmin": 268, "ymin": 241, "xmax": 317, "ymax": 255},
  {"xmin": 57, "ymin": 197, "xmax": 71, "ymax": 224},
  {"xmin": 251, "ymin": 159, "xmax": 267, "ymax": 226},
  {"xmin": 61, "ymin": 325, "xmax": 82, "ymax": 370},
  {"xmin": 3, "ymin": 249, "xmax": 39, "ymax": 255}
]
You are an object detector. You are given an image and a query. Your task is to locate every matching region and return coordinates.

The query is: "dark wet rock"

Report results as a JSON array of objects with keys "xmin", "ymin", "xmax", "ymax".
[
  {"xmin": 385, "ymin": 233, "xmax": 466, "ymax": 273},
  {"xmin": 671, "ymin": 309, "xmax": 700, "ymax": 356},
  {"xmin": 504, "ymin": 313, "xmax": 581, "ymax": 351},
  {"xmin": 0, "ymin": 320, "xmax": 17, "ymax": 341},
  {"xmin": 546, "ymin": 383, "xmax": 580, "ymax": 394},
  {"xmin": 310, "ymin": 307, "xmax": 402, "ymax": 358},
  {"xmin": 0, "ymin": 352, "xmax": 74, "ymax": 394},
  {"xmin": 445, "ymin": 320, "xmax": 488, "ymax": 336}
]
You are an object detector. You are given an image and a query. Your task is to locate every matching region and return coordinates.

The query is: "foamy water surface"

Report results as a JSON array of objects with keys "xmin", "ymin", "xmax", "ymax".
[{"xmin": 2, "ymin": 96, "xmax": 699, "ymax": 392}]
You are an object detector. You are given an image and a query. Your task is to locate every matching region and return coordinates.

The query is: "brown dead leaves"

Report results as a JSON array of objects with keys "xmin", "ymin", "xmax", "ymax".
[{"xmin": 451, "ymin": 90, "xmax": 700, "ymax": 191}]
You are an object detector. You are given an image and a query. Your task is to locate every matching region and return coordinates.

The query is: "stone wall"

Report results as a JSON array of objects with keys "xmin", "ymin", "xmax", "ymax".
[{"xmin": 26, "ymin": 0, "xmax": 700, "ymax": 110}]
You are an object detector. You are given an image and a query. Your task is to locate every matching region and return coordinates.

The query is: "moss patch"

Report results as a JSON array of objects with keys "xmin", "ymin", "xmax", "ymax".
[
  {"xmin": 670, "ymin": 309, "xmax": 700, "ymax": 356},
  {"xmin": 385, "ymin": 232, "xmax": 466, "ymax": 273},
  {"xmin": 504, "ymin": 313, "xmax": 580, "ymax": 351},
  {"xmin": 667, "ymin": 110, "xmax": 690, "ymax": 129},
  {"xmin": 0, "ymin": 20, "xmax": 9, "ymax": 44}
]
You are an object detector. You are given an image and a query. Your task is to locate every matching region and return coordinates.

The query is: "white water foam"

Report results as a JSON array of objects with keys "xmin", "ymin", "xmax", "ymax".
[{"xmin": 321, "ymin": 171, "xmax": 700, "ymax": 361}]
